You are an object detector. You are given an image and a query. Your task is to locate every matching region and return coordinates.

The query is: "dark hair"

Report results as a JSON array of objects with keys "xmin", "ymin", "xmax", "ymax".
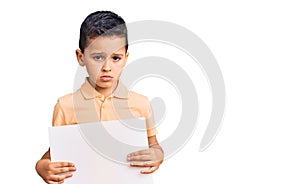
[{"xmin": 79, "ymin": 11, "xmax": 128, "ymax": 52}]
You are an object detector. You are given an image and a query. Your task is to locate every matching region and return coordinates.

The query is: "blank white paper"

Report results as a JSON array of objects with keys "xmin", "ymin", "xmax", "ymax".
[{"xmin": 48, "ymin": 118, "xmax": 153, "ymax": 184}]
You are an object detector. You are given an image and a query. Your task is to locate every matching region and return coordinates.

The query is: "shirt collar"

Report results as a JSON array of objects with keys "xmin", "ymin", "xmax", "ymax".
[{"xmin": 80, "ymin": 78, "xmax": 129, "ymax": 100}]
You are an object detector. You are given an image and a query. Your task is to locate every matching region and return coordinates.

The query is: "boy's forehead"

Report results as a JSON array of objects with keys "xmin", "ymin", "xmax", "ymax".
[{"xmin": 86, "ymin": 36, "xmax": 126, "ymax": 53}]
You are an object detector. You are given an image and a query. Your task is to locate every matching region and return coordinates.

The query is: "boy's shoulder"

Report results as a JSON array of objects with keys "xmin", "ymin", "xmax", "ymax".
[
  {"xmin": 127, "ymin": 90, "xmax": 151, "ymax": 108},
  {"xmin": 56, "ymin": 92, "xmax": 74, "ymax": 106},
  {"xmin": 128, "ymin": 90, "xmax": 149, "ymax": 101}
]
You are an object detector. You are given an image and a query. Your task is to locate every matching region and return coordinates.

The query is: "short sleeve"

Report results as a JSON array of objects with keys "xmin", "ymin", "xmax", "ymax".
[
  {"xmin": 52, "ymin": 100, "xmax": 66, "ymax": 127},
  {"xmin": 144, "ymin": 97, "xmax": 157, "ymax": 137}
]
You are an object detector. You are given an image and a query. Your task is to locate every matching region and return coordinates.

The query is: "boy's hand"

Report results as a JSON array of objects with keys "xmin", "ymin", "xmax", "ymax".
[
  {"xmin": 127, "ymin": 144, "xmax": 164, "ymax": 174},
  {"xmin": 36, "ymin": 159, "xmax": 76, "ymax": 184}
]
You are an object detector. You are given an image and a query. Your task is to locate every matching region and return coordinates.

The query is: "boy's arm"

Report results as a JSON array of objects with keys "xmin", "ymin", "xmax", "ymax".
[
  {"xmin": 41, "ymin": 148, "xmax": 51, "ymax": 159},
  {"xmin": 127, "ymin": 135, "xmax": 164, "ymax": 174}
]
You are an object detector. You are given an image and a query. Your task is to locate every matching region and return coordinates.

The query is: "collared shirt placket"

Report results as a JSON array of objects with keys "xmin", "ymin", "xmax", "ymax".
[{"xmin": 98, "ymin": 96, "xmax": 112, "ymax": 122}]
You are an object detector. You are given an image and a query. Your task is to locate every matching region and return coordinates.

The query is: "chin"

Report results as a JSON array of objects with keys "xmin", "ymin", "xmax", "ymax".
[{"xmin": 96, "ymin": 82, "xmax": 113, "ymax": 89}]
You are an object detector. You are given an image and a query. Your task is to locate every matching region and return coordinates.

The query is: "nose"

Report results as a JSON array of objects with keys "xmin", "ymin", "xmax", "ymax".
[{"xmin": 102, "ymin": 60, "xmax": 111, "ymax": 72}]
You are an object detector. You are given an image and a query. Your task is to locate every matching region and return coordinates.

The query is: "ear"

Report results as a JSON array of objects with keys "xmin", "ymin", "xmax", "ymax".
[
  {"xmin": 76, "ymin": 49, "xmax": 85, "ymax": 66},
  {"xmin": 122, "ymin": 51, "xmax": 129, "ymax": 67}
]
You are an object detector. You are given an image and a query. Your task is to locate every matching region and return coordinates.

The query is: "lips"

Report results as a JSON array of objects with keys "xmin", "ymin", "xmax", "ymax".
[{"xmin": 100, "ymin": 75, "xmax": 113, "ymax": 81}]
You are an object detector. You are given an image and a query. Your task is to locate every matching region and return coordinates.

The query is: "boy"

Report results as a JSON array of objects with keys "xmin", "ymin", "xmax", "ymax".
[{"xmin": 35, "ymin": 11, "xmax": 164, "ymax": 184}]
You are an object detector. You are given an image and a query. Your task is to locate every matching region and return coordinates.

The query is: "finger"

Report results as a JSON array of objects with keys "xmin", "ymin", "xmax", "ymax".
[
  {"xmin": 48, "ymin": 180, "xmax": 64, "ymax": 184},
  {"xmin": 60, "ymin": 172, "xmax": 73, "ymax": 180},
  {"xmin": 127, "ymin": 154, "xmax": 151, "ymax": 161},
  {"xmin": 53, "ymin": 166, "xmax": 76, "ymax": 175},
  {"xmin": 47, "ymin": 176, "xmax": 64, "ymax": 184},
  {"xmin": 52, "ymin": 162, "xmax": 75, "ymax": 168},
  {"xmin": 128, "ymin": 149, "xmax": 150, "ymax": 157},
  {"xmin": 140, "ymin": 166, "xmax": 159, "ymax": 174},
  {"xmin": 49, "ymin": 173, "xmax": 73, "ymax": 183},
  {"xmin": 48, "ymin": 181, "xmax": 62, "ymax": 184},
  {"xmin": 130, "ymin": 161, "xmax": 155, "ymax": 167}
]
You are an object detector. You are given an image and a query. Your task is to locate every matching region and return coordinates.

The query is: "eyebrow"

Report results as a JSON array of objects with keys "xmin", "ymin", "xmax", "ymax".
[{"xmin": 112, "ymin": 53, "xmax": 124, "ymax": 56}]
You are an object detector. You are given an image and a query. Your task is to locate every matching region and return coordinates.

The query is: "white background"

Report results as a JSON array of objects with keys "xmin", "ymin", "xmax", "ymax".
[{"xmin": 0, "ymin": 0, "xmax": 299, "ymax": 183}]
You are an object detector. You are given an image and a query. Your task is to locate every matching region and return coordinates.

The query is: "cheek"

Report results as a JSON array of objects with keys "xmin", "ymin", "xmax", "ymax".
[
  {"xmin": 114, "ymin": 64, "xmax": 125, "ymax": 75},
  {"xmin": 86, "ymin": 63, "xmax": 102, "ymax": 77}
]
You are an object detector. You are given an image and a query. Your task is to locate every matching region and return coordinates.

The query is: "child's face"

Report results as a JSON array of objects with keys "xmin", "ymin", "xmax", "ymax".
[{"xmin": 76, "ymin": 36, "xmax": 128, "ymax": 92}]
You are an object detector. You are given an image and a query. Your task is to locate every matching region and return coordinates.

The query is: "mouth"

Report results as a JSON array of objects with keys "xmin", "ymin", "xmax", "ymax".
[{"xmin": 100, "ymin": 75, "xmax": 113, "ymax": 81}]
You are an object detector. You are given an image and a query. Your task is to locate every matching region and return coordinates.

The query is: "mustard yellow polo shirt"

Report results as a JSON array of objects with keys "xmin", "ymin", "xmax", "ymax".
[{"xmin": 52, "ymin": 78, "xmax": 157, "ymax": 137}]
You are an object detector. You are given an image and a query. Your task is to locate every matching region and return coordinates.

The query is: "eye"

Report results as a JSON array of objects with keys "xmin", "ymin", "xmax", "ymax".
[
  {"xmin": 94, "ymin": 55, "xmax": 104, "ymax": 61},
  {"xmin": 112, "ymin": 56, "xmax": 121, "ymax": 62}
]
